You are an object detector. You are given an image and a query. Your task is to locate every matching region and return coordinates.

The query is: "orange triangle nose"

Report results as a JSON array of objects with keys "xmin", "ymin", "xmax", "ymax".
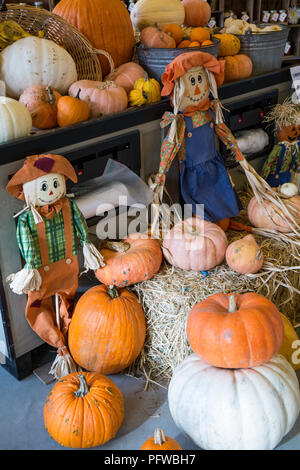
[{"xmin": 194, "ymin": 85, "xmax": 201, "ymax": 95}]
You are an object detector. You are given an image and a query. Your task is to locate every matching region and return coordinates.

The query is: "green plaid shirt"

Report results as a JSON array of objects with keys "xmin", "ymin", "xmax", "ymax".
[{"xmin": 16, "ymin": 198, "xmax": 89, "ymax": 269}]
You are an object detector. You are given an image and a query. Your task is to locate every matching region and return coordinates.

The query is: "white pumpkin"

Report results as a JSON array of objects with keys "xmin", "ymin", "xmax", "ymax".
[
  {"xmin": 168, "ymin": 353, "xmax": 300, "ymax": 450},
  {"xmin": 0, "ymin": 97, "xmax": 32, "ymax": 144},
  {"xmin": 0, "ymin": 36, "xmax": 78, "ymax": 98},
  {"xmin": 130, "ymin": 0, "xmax": 185, "ymax": 31}
]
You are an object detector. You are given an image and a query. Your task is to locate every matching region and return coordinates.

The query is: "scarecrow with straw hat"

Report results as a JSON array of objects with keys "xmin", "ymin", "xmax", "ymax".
[
  {"xmin": 6, "ymin": 154, "xmax": 105, "ymax": 379},
  {"xmin": 150, "ymin": 51, "xmax": 300, "ymax": 239}
]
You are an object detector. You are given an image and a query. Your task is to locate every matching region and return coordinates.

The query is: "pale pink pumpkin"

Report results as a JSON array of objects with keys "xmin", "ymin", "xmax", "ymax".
[
  {"xmin": 248, "ymin": 196, "xmax": 300, "ymax": 233},
  {"xmin": 68, "ymin": 80, "xmax": 128, "ymax": 118},
  {"xmin": 226, "ymin": 234, "xmax": 264, "ymax": 274},
  {"xmin": 104, "ymin": 62, "xmax": 146, "ymax": 94},
  {"xmin": 162, "ymin": 217, "xmax": 228, "ymax": 271}
]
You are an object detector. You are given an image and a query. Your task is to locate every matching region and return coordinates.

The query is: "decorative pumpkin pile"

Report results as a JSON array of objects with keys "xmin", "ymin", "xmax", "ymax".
[{"xmin": 168, "ymin": 291, "xmax": 300, "ymax": 450}]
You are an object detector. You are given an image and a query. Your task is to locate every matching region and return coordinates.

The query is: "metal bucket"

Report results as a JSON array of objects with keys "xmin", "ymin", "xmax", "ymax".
[
  {"xmin": 137, "ymin": 38, "xmax": 220, "ymax": 83},
  {"xmin": 235, "ymin": 24, "xmax": 289, "ymax": 76}
]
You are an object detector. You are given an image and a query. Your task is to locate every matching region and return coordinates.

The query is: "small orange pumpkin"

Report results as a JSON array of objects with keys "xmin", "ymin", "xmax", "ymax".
[
  {"xmin": 19, "ymin": 85, "xmax": 61, "ymax": 129},
  {"xmin": 182, "ymin": 0, "xmax": 211, "ymax": 27},
  {"xmin": 140, "ymin": 26, "xmax": 176, "ymax": 48},
  {"xmin": 95, "ymin": 233, "xmax": 163, "ymax": 287},
  {"xmin": 163, "ymin": 24, "xmax": 184, "ymax": 45},
  {"xmin": 225, "ymin": 234, "xmax": 264, "ymax": 274},
  {"xmin": 68, "ymin": 284, "xmax": 146, "ymax": 374},
  {"xmin": 177, "ymin": 39, "xmax": 192, "ymax": 48},
  {"xmin": 201, "ymin": 39, "xmax": 214, "ymax": 46},
  {"xmin": 190, "ymin": 26, "xmax": 210, "ymax": 43},
  {"xmin": 57, "ymin": 89, "xmax": 89, "ymax": 127},
  {"xmin": 140, "ymin": 428, "xmax": 182, "ymax": 450},
  {"xmin": 187, "ymin": 292, "xmax": 284, "ymax": 369},
  {"xmin": 44, "ymin": 372, "xmax": 124, "ymax": 448},
  {"xmin": 224, "ymin": 54, "xmax": 253, "ymax": 83},
  {"xmin": 189, "ymin": 41, "xmax": 201, "ymax": 47}
]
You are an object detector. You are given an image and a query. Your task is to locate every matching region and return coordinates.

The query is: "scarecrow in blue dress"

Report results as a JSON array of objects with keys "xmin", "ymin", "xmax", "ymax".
[{"xmin": 151, "ymin": 51, "xmax": 245, "ymax": 234}]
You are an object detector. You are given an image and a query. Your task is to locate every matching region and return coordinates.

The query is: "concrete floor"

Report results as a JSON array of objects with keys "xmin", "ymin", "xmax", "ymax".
[{"xmin": 0, "ymin": 365, "xmax": 300, "ymax": 450}]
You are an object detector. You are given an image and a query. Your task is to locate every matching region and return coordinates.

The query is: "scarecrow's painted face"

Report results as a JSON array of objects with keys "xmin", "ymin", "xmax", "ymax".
[
  {"xmin": 35, "ymin": 173, "xmax": 66, "ymax": 206},
  {"xmin": 278, "ymin": 123, "xmax": 300, "ymax": 143},
  {"xmin": 179, "ymin": 66, "xmax": 210, "ymax": 112}
]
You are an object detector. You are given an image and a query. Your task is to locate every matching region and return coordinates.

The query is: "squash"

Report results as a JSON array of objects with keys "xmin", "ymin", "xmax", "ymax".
[
  {"xmin": 279, "ymin": 313, "xmax": 300, "ymax": 371},
  {"xmin": 213, "ymin": 33, "xmax": 241, "ymax": 57},
  {"xmin": 140, "ymin": 26, "xmax": 176, "ymax": 48},
  {"xmin": 168, "ymin": 353, "xmax": 300, "ymax": 450},
  {"xmin": 163, "ymin": 24, "xmax": 184, "ymax": 46},
  {"xmin": 44, "ymin": 372, "xmax": 124, "ymax": 448},
  {"xmin": 68, "ymin": 284, "xmax": 146, "ymax": 374},
  {"xmin": 130, "ymin": 0, "xmax": 185, "ymax": 31},
  {"xmin": 225, "ymin": 234, "xmax": 264, "ymax": 274},
  {"xmin": 177, "ymin": 39, "xmax": 192, "ymax": 48},
  {"xmin": 68, "ymin": 80, "xmax": 128, "ymax": 118},
  {"xmin": 186, "ymin": 292, "xmax": 284, "ymax": 369},
  {"xmin": 94, "ymin": 233, "xmax": 162, "ymax": 287},
  {"xmin": 190, "ymin": 26, "xmax": 210, "ymax": 43},
  {"xmin": 140, "ymin": 428, "xmax": 182, "ymax": 450},
  {"xmin": 0, "ymin": 20, "xmax": 30, "ymax": 47},
  {"xmin": 53, "ymin": 0, "xmax": 135, "ymax": 77},
  {"xmin": 189, "ymin": 41, "xmax": 201, "ymax": 47},
  {"xmin": 131, "ymin": 77, "xmax": 161, "ymax": 104},
  {"xmin": 0, "ymin": 36, "xmax": 77, "ymax": 99},
  {"xmin": 0, "ymin": 97, "xmax": 32, "ymax": 143},
  {"xmin": 162, "ymin": 217, "xmax": 228, "ymax": 271},
  {"xmin": 247, "ymin": 194, "xmax": 300, "ymax": 233},
  {"xmin": 104, "ymin": 62, "xmax": 146, "ymax": 94},
  {"xmin": 182, "ymin": 0, "xmax": 211, "ymax": 27},
  {"xmin": 224, "ymin": 54, "xmax": 253, "ymax": 83},
  {"xmin": 57, "ymin": 90, "xmax": 89, "ymax": 127},
  {"xmin": 19, "ymin": 85, "xmax": 61, "ymax": 130},
  {"xmin": 128, "ymin": 88, "xmax": 148, "ymax": 107}
]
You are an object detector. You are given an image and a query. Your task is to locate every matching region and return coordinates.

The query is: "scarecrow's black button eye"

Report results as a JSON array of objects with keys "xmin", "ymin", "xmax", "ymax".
[
  {"xmin": 198, "ymin": 75, "xmax": 202, "ymax": 83},
  {"xmin": 53, "ymin": 179, "xmax": 59, "ymax": 189},
  {"xmin": 190, "ymin": 77, "xmax": 196, "ymax": 86},
  {"xmin": 41, "ymin": 183, "xmax": 48, "ymax": 191}
]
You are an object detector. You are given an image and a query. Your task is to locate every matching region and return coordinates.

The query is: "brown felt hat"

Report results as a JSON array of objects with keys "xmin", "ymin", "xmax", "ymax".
[{"xmin": 6, "ymin": 154, "xmax": 78, "ymax": 201}]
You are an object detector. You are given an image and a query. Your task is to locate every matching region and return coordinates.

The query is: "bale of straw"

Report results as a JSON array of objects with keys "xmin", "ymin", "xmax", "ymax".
[{"xmin": 130, "ymin": 191, "xmax": 300, "ymax": 384}]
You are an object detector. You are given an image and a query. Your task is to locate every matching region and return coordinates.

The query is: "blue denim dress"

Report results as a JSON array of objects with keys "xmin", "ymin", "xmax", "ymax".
[{"xmin": 180, "ymin": 115, "xmax": 242, "ymax": 222}]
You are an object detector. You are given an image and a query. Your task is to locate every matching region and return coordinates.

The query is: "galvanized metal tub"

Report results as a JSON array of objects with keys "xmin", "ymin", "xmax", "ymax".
[
  {"xmin": 235, "ymin": 24, "xmax": 289, "ymax": 76},
  {"xmin": 137, "ymin": 38, "xmax": 220, "ymax": 83}
]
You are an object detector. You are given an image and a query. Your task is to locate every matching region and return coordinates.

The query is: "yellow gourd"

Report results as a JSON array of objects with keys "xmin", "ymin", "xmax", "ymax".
[
  {"xmin": 213, "ymin": 33, "xmax": 240, "ymax": 57},
  {"xmin": 129, "ymin": 89, "xmax": 148, "ymax": 107},
  {"xmin": 134, "ymin": 77, "xmax": 161, "ymax": 104},
  {"xmin": 279, "ymin": 313, "xmax": 300, "ymax": 371},
  {"xmin": 0, "ymin": 21, "xmax": 30, "ymax": 47}
]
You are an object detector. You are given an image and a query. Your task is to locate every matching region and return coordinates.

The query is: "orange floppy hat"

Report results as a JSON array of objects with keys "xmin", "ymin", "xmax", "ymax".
[
  {"xmin": 161, "ymin": 51, "xmax": 225, "ymax": 97},
  {"xmin": 6, "ymin": 154, "xmax": 78, "ymax": 201}
]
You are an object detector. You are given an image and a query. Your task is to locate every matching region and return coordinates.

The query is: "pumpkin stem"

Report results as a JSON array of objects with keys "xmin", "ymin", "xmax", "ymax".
[
  {"xmin": 75, "ymin": 88, "xmax": 81, "ymax": 100},
  {"xmin": 108, "ymin": 285, "xmax": 120, "ymax": 299},
  {"xmin": 46, "ymin": 86, "xmax": 55, "ymax": 105},
  {"xmin": 101, "ymin": 240, "xmax": 131, "ymax": 253},
  {"xmin": 74, "ymin": 374, "xmax": 89, "ymax": 397},
  {"xmin": 154, "ymin": 428, "xmax": 166, "ymax": 446},
  {"xmin": 228, "ymin": 294, "xmax": 237, "ymax": 313}
]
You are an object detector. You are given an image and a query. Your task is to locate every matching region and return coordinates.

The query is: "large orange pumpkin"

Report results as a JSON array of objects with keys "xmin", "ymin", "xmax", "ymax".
[
  {"xmin": 248, "ymin": 195, "xmax": 300, "ymax": 233},
  {"xmin": 186, "ymin": 292, "xmax": 284, "ymax": 369},
  {"xmin": 53, "ymin": 0, "xmax": 135, "ymax": 77},
  {"xmin": 19, "ymin": 85, "xmax": 61, "ymax": 129},
  {"xmin": 224, "ymin": 54, "xmax": 253, "ymax": 83},
  {"xmin": 140, "ymin": 428, "xmax": 182, "ymax": 450},
  {"xmin": 182, "ymin": 0, "xmax": 211, "ymax": 27},
  {"xmin": 44, "ymin": 372, "xmax": 124, "ymax": 448},
  {"xmin": 68, "ymin": 284, "xmax": 146, "ymax": 374},
  {"xmin": 95, "ymin": 233, "xmax": 163, "ymax": 287}
]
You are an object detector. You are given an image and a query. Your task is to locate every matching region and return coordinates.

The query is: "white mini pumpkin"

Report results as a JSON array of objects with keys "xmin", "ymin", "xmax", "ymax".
[
  {"xmin": 168, "ymin": 353, "xmax": 300, "ymax": 450},
  {"xmin": 0, "ymin": 97, "xmax": 32, "ymax": 144},
  {"xmin": 0, "ymin": 37, "xmax": 78, "ymax": 98}
]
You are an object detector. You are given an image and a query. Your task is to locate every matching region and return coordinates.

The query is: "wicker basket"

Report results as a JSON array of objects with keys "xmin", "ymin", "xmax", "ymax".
[{"xmin": 0, "ymin": 3, "xmax": 115, "ymax": 81}]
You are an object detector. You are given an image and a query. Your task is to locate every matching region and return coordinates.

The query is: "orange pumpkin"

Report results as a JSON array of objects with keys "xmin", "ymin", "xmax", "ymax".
[
  {"xmin": 53, "ymin": 0, "xmax": 135, "ymax": 77},
  {"xmin": 57, "ymin": 90, "xmax": 89, "ymax": 127},
  {"xmin": 44, "ymin": 372, "xmax": 124, "ymax": 448},
  {"xmin": 182, "ymin": 0, "xmax": 211, "ymax": 27},
  {"xmin": 190, "ymin": 26, "xmax": 210, "ymax": 43},
  {"xmin": 140, "ymin": 428, "xmax": 182, "ymax": 450},
  {"xmin": 187, "ymin": 292, "xmax": 284, "ymax": 369},
  {"xmin": 68, "ymin": 285, "xmax": 146, "ymax": 374},
  {"xmin": 163, "ymin": 24, "xmax": 184, "ymax": 45},
  {"xmin": 140, "ymin": 26, "xmax": 176, "ymax": 48},
  {"xmin": 189, "ymin": 41, "xmax": 201, "ymax": 47},
  {"xmin": 248, "ymin": 195, "xmax": 300, "ymax": 233},
  {"xmin": 224, "ymin": 54, "xmax": 253, "ymax": 83},
  {"xmin": 95, "ymin": 233, "xmax": 163, "ymax": 287},
  {"xmin": 19, "ymin": 85, "xmax": 61, "ymax": 129},
  {"xmin": 201, "ymin": 39, "xmax": 214, "ymax": 46},
  {"xmin": 177, "ymin": 39, "xmax": 192, "ymax": 48},
  {"xmin": 104, "ymin": 62, "xmax": 146, "ymax": 94},
  {"xmin": 68, "ymin": 80, "xmax": 128, "ymax": 118},
  {"xmin": 225, "ymin": 234, "xmax": 264, "ymax": 274}
]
